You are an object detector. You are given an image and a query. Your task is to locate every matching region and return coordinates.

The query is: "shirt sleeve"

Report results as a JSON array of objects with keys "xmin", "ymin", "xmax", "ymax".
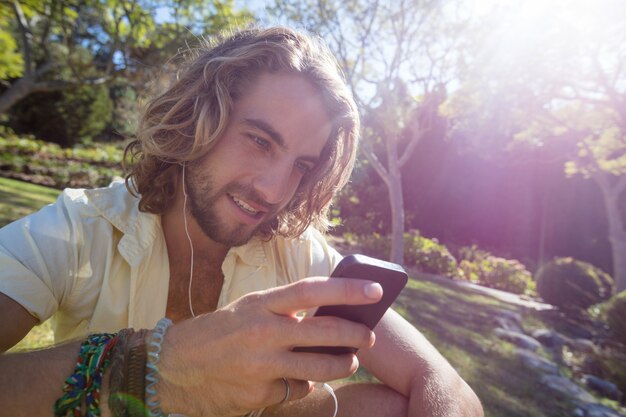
[{"xmin": 0, "ymin": 189, "xmax": 86, "ymax": 322}]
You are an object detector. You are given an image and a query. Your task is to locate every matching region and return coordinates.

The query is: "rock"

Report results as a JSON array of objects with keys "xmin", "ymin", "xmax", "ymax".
[
  {"xmin": 492, "ymin": 316, "xmax": 520, "ymax": 332},
  {"xmin": 516, "ymin": 349, "xmax": 560, "ymax": 375},
  {"xmin": 576, "ymin": 403, "xmax": 626, "ymax": 417},
  {"xmin": 573, "ymin": 407, "xmax": 586, "ymax": 417},
  {"xmin": 532, "ymin": 328, "xmax": 566, "ymax": 348},
  {"xmin": 492, "ymin": 310, "xmax": 524, "ymax": 332},
  {"xmin": 581, "ymin": 375, "xmax": 623, "ymax": 402},
  {"xmin": 494, "ymin": 328, "xmax": 541, "ymax": 351},
  {"xmin": 570, "ymin": 338, "xmax": 597, "ymax": 354},
  {"xmin": 540, "ymin": 374, "xmax": 596, "ymax": 403}
]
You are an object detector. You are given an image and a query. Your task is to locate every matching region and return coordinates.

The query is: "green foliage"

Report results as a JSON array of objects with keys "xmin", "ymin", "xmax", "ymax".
[
  {"xmin": 59, "ymin": 84, "xmax": 113, "ymax": 144},
  {"xmin": 0, "ymin": 130, "xmax": 123, "ymax": 189},
  {"xmin": 604, "ymin": 290, "xmax": 626, "ymax": 345},
  {"xmin": 334, "ymin": 169, "xmax": 390, "ymax": 235},
  {"xmin": 109, "ymin": 84, "xmax": 138, "ymax": 137},
  {"xmin": 535, "ymin": 257, "xmax": 614, "ymax": 311},
  {"xmin": 10, "ymin": 84, "xmax": 113, "ymax": 146},
  {"xmin": 456, "ymin": 245, "xmax": 535, "ymax": 295},
  {"xmin": 403, "ymin": 230, "xmax": 458, "ymax": 276},
  {"xmin": 0, "ymin": 20, "xmax": 23, "ymax": 79},
  {"xmin": 347, "ymin": 232, "xmax": 390, "ymax": 260}
]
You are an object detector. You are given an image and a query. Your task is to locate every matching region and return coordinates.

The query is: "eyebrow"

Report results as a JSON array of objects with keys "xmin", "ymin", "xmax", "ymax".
[
  {"xmin": 243, "ymin": 118, "xmax": 286, "ymax": 148},
  {"xmin": 242, "ymin": 118, "xmax": 321, "ymax": 165}
]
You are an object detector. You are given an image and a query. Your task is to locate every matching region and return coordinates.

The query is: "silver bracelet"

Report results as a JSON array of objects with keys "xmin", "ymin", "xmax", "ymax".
[{"xmin": 145, "ymin": 317, "xmax": 173, "ymax": 417}]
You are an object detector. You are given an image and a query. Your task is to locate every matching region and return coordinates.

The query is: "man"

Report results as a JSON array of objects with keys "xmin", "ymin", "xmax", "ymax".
[{"xmin": 0, "ymin": 27, "xmax": 483, "ymax": 417}]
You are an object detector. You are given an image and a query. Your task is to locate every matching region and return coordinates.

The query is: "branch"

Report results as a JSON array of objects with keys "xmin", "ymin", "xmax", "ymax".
[
  {"xmin": 12, "ymin": 0, "xmax": 33, "ymax": 75},
  {"xmin": 361, "ymin": 144, "xmax": 391, "ymax": 188},
  {"xmin": 592, "ymin": 52, "xmax": 626, "ymax": 123},
  {"xmin": 398, "ymin": 126, "xmax": 427, "ymax": 168},
  {"xmin": 30, "ymin": 76, "xmax": 110, "ymax": 93}
]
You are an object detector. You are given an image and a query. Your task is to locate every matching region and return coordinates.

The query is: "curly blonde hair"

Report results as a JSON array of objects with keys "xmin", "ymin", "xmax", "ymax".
[{"xmin": 124, "ymin": 26, "xmax": 360, "ymax": 238}]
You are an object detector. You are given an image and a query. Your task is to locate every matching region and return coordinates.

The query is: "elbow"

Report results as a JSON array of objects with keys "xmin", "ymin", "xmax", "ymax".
[
  {"xmin": 409, "ymin": 369, "xmax": 484, "ymax": 417},
  {"xmin": 458, "ymin": 378, "xmax": 483, "ymax": 417}
]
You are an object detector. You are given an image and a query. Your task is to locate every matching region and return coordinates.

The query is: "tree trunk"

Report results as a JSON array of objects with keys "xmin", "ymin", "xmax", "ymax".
[
  {"xmin": 610, "ymin": 234, "xmax": 626, "ymax": 293},
  {"xmin": 387, "ymin": 136, "xmax": 405, "ymax": 265},
  {"xmin": 388, "ymin": 173, "xmax": 405, "ymax": 265},
  {"xmin": 594, "ymin": 173, "xmax": 626, "ymax": 293}
]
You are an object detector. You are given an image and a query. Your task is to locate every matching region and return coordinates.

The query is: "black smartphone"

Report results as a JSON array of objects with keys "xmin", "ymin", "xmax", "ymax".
[{"xmin": 293, "ymin": 254, "xmax": 408, "ymax": 355}]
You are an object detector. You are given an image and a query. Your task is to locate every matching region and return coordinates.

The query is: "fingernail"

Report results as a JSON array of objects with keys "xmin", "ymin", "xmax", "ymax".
[{"xmin": 364, "ymin": 282, "xmax": 383, "ymax": 299}]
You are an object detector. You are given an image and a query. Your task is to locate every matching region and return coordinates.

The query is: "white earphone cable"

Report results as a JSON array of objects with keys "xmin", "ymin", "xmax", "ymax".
[
  {"xmin": 182, "ymin": 164, "xmax": 196, "ymax": 317},
  {"xmin": 315, "ymin": 382, "xmax": 338, "ymax": 417}
]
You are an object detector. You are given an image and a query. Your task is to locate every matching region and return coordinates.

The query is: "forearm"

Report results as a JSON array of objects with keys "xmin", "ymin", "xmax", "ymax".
[
  {"xmin": 0, "ymin": 342, "xmax": 113, "ymax": 417},
  {"xmin": 408, "ymin": 368, "xmax": 483, "ymax": 417},
  {"xmin": 263, "ymin": 382, "xmax": 408, "ymax": 417},
  {"xmin": 360, "ymin": 309, "xmax": 483, "ymax": 417}
]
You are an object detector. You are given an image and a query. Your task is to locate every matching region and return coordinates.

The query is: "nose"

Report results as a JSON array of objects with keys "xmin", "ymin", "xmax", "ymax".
[{"xmin": 253, "ymin": 161, "xmax": 295, "ymax": 205}]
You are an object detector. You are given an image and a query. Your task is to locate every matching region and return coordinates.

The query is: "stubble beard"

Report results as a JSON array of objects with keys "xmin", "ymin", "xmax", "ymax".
[{"xmin": 186, "ymin": 171, "xmax": 279, "ymax": 247}]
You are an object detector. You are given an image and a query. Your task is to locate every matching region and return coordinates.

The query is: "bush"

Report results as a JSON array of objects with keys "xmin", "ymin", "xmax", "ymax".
[
  {"xmin": 535, "ymin": 257, "xmax": 614, "ymax": 311},
  {"xmin": 355, "ymin": 233, "xmax": 391, "ymax": 260},
  {"xmin": 9, "ymin": 85, "xmax": 113, "ymax": 147},
  {"xmin": 456, "ymin": 246, "xmax": 535, "ymax": 295},
  {"xmin": 605, "ymin": 290, "xmax": 626, "ymax": 345},
  {"xmin": 404, "ymin": 230, "xmax": 458, "ymax": 276}
]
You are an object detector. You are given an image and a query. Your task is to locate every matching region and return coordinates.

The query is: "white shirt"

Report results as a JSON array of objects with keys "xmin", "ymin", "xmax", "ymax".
[{"xmin": 0, "ymin": 181, "xmax": 342, "ymax": 343}]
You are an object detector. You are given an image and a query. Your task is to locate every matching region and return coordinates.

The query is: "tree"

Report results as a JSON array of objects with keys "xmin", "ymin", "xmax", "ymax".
[
  {"xmin": 271, "ymin": 0, "xmax": 468, "ymax": 264},
  {"xmin": 0, "ymin": 0, "xmax": 253, "ymax": 115},
  {"xmin": 445, "ymin": 0, "xmax": 626, "ymax": 292}
]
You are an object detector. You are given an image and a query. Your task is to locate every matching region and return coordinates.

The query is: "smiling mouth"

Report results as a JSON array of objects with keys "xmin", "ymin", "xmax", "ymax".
[{"xmin": 231, "ymin": 195, "xmax": 262, "ymax": 217}]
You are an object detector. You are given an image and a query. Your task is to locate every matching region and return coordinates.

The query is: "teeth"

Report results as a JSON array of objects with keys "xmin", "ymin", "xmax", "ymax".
[{"xmin": 233, "ymin": 196, "xmax": 259, "ymax": 214}]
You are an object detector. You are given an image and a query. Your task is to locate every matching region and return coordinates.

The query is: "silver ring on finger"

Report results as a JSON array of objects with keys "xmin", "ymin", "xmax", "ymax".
[{"xmin": 280, "ymin": 377, "xmax": 291, "ymax": 404}]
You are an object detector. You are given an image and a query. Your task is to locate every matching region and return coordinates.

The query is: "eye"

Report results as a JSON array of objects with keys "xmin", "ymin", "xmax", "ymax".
[
  {"xmin": 250, "ymin": 135, "xmax": 270, "ymax": 151},
  {"xmin": 295, "ymin": 160, "xmax": 313, "ymax": 175}
]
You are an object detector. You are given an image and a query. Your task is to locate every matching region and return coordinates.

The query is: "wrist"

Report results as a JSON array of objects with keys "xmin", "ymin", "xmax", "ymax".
[{"xmin": 145, "ymin": 318, "xmax": 175, "ymax": 417}]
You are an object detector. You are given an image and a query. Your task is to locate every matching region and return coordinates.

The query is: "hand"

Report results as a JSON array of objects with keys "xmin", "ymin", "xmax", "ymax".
[{"xmin": 156, "ymin": 277, "xmax": 383, "ymax": 417}]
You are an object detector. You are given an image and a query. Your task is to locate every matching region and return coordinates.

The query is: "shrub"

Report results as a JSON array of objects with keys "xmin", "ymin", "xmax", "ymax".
[
  {"xmin": 356, "ymin": 233, "xmax": 391, "ymax": 260},
  {"xmin": 9, "ymin": 85, "xmax": 113, "ymax": 147},
  {"xmin": 456, "ymin": 245, "xmax": 535, "ymax": 295},
  {"xmin": 345, "ymin": 230, "xmax": 458, "ymax": 277},
  {"xmin": 0, "ymin": 133, "xmax": 123, "ymax": 189},
  {"xmin": 605, "ymin": 290, "xmax": 626, "ymax": 345},
  {"xmin": 535, "ymin": 257, "xmax": 614, "ymax": 311},
  {"xmin": 404, "ymin": 230, "xmax": 458, "ymax": 276},
  {"xmin": 457, "ymin": 251, "xmax": 534, "ymax": 295}
]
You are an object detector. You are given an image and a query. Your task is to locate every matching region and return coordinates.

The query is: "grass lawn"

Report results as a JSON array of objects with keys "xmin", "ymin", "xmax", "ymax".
[
  {"xmin": 0, "ymin": 176, "xmax": 60, "ymax": 227},
  {"xmin": 395, "ymin": 277, "xmax": 572, "ymax": 417},
  {"xmin": 2, "ymin": 177, "xmax": 623, "ymax": 417}
]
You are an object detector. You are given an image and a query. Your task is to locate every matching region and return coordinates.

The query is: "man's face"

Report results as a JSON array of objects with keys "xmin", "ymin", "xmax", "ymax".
[{"xmin": 185, "ymin": 72, "xmax": 332, "ymax": 247}]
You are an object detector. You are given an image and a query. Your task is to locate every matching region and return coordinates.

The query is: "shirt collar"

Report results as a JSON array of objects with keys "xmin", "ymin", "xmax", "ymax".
[
  {"xmin": 84, "ymin": 181, "xmax": 161, "ymax": 267},
  {"xmin": 226, "ymin": 237, "xmax": 269, "ymax": 267}
]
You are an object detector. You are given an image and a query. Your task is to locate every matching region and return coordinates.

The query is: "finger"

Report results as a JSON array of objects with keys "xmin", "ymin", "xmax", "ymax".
[
  {"xmin": 277, "ymin": 350, "xmax": 360, "ymax": 382},
  {"xmin": 282, "ymin": 316, "xmax": 375, "ymax": 351},
  {"xmin": 273, "ymin": 378, "xmax": 312, "ymax": 405},
  {"xmin": 265, "ymin": 277, "xmax": 383, "ymax": 315}
]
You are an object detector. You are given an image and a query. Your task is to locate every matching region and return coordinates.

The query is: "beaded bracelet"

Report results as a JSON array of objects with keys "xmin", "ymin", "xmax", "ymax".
[
  {"xmin": 54, "ymin": 333, "xmax": 119, "ymax": 417},
  {"xmin": 145, "ymin": 318, "xmax": 173, "ymax": 417}
]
